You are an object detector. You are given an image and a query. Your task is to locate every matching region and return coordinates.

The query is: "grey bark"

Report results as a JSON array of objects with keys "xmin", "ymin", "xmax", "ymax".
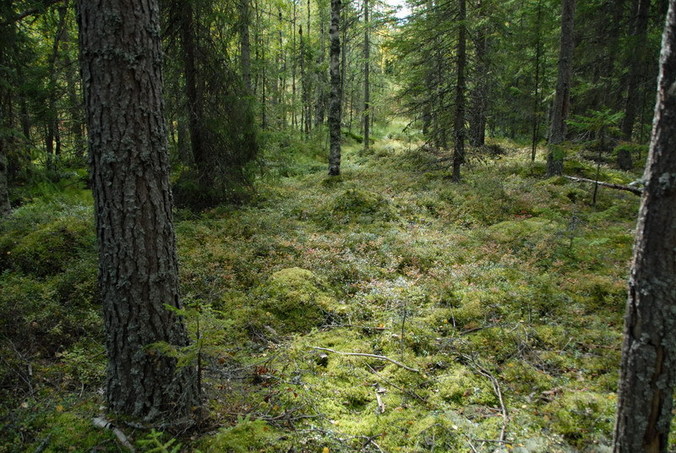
[
  {"xmin": 76, "ymin": 0, "xmax": 198, "ymax": 421},
  {"xmin": 547, "ymin": 0, "xmax": 576, "ymax": 175},
  {"xmin": 613, "ymin": 2, "xmax": 676, "ymax": 451},
  {"xmin": 328, "ymin": 0, "xmax": 342, "ymax": 176},
  {"xmin": 621, "ymin": 0, "xmax": 650, "ymax": 140},
  {"xmin": 452, "ymin": 0, "xmax": 467, "ymax": 182}
]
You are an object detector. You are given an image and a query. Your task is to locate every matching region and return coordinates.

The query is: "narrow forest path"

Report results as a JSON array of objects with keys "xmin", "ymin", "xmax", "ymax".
[{"xmin": 177, "ymin": 121, "xmax": 643, "ymax": 452}]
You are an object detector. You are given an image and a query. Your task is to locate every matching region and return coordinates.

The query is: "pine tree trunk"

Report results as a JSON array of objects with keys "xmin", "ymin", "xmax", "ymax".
[
  {"xmin": 613, "ymin": 4, "xmax": 676, "ymax": 451},
  {"xmin": 363, "ymin": 0, "xmax": 371, "ymax": 153},
  {"xmin": 328, "ymin": 0, "xmax": 342, "ymax": 176},
  {"xmin": 452, "ymin": 0, "xmax": 467, "ymax": 182},
  {"xmin": 548, "ymin": 0, "xmax": 576, "ymax": 175},
  {"xmin": 621, "ymin": 0, "xmax": 650, "ymax": 140},
  {"xmin": 76, "ymin": 0, "xmax": 198, "ymax": 422}
]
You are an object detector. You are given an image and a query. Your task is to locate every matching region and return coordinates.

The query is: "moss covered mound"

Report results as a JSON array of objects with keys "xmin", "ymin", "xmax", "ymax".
[
  {"xmin": 0, "ymin": 217, "xmax": 95, "ymax": 277},
  {"xmin": 255, "ymin": 267, "xmax": 335, "ymax": 333},
  {"xmin": 318, "ymin": 188, "xmax": 395, "ymax": 227}
]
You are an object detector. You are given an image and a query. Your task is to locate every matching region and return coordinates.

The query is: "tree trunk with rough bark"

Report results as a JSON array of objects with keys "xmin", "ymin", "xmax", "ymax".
[
  {"xmin": 328, "ymin": 0, "xmax": 342, "ymax": 176},
  {"xmin": 613, "ymin": 3, "xmax": 676, "ymax": 451},
  {"xmin": 76, "ymin": 0, "xmax": 198, "ymax": 422},
  {"xmin": 452, "ymin": 0, "xmax": 466, "ymax": 182},
  {"xmin": 547, "ymin": 0, "xmax": 576, "ymax": 175}
]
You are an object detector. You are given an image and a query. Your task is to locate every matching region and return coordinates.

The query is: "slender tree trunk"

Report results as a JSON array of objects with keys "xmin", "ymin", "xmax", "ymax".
[
  {"xmin": 177, "ymin": 1, "xmax": 208, "ymax": 183},
  {"xmin": 0, "ymin": 42, "xmax": 10, "ymax": 216},
  {"xmin": 452, "ymin": 0, "xmax": 467, "ymax": 182},
  {"xmin": 76, "ymin": 0, "xmax": 198, "ymax": 421},
  {"xmin": 240, "ymin": 0, "xmax": 252, "ymax": 94},
  {"xmin": 621, "ymin": 0, "xmax": 650, "ymax": 140},
  {"xmin": 363, "ymin": 0, "xmax": 371, "ymax": 153},
  {"xmin": 340, "ymin": 4, "xmax": 347, "ymax": 130},
  {"xmin": 469, "ymin": 0, "xmax": 487, "ymax": 148},
  {"xmin": 292, "ymin": 0, "xmax": 298, "ymax": 130},
  {"xmin": 328, "ymin": 0, "xmax": 342, "ymax": 176},
  {"xmin": 530, "ymin": 0, "xmax": 543, "ymax": 161},
  {"xmin": 45, "ymin": 6, "xmax": 67, "ymax": 164},
  {"xmin": 315, "ymin": 7, "xmax": 328, "ymax": 127},
  {"xmin": 613, "ymin": 4, "xmax": 676, "ymax": 451},
  {"xmin": 299, "ymin": 25, "xmax": 310, "ymax": 137},
  {"xmin": 62, "ymin": 24, "xmax": 85, "ymax": 160},
  {"xmin": 547, "ymin": 0, "xmax": 576, "ymax": 175},
  {"xmin": 277, "ymin": 7, "xmax": 285, "ymax": 128}
]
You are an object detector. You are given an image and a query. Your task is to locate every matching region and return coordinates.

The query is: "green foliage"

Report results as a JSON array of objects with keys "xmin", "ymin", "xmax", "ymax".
[
  {"xmin": 137, "ymin": 430, "xmax": 183, "ymax": 453},
  {"xmin": 567, "ymin": 109, "xmax": 623, "ymax": 141},
  {"xmin": 199, "ymin": 417, "xmax": 278, "ymax": 452}
]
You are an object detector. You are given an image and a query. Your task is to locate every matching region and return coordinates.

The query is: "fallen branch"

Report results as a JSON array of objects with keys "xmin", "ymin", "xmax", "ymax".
[
  {"xmin": 462, "ymin": 355, "xmax": 508, "ymax": 443},
  {"xmin": 92, "ymin": 417, "xmax": 136, "ymax": 452},
  {"xmin": 563, "ymin": 175, "xmax": 642, "ymax": 196},
  {"xmin": 310, "ymin": 347, "xmax": 420, "ymax": 373}
]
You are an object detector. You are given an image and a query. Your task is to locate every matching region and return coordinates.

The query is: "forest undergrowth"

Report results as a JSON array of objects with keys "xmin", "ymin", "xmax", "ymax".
[{"xmin": 2, "ymin": 119, "xmax": 669, "ymax": 452}]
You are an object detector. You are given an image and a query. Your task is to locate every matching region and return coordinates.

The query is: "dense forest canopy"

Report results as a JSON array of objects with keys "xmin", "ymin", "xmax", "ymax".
[{"xmin": 0, "ymin": 0, "xmax": 674, "ymax": 451}]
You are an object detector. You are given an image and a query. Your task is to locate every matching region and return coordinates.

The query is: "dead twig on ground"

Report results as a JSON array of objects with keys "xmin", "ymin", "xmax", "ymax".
[{"xmin": 462, "ymin": 355, "xmax": 509, "ymax": 443}]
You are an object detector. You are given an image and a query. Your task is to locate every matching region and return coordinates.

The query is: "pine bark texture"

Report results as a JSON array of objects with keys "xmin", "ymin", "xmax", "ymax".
[
  {"xmin": 613, "ymin": 3, "xmax": 676, "ymax": 451},
  {"xmin": 452, "ymin": 0, "xmax": 467, "ymax": 182},
  {"xmin": 328, "ymin": 0, "xmax": 342, "ymax": 176},
  {"xmin": 76, "ymin": 0, "xmax": 198, "ymax": 421},
  {"xmin": 547, "ymin": 0, "xmax": 576, "ymax": 176}
]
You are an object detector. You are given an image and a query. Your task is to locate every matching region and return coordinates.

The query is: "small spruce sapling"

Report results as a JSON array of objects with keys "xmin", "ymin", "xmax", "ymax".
[{"xmin": 567, "ymin": 109, "xmax": 623, "ymax": 205}]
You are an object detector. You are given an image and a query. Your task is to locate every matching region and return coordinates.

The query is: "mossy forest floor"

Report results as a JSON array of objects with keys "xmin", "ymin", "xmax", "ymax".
[{"xmin": 2, "ymin": 119, "xmax": 668, "ymax": 452}]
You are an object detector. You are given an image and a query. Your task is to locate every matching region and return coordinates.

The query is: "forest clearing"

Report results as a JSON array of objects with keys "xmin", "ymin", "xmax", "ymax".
[
  {"xmin": 1, "ymin": 0, "xmax": 675, "ymax": 451},
  {"xmin": 0, "ymin": 121, "xmax": 660, "ymax": 451}
]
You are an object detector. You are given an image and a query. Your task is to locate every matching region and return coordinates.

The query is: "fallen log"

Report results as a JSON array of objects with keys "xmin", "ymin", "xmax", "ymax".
[{"xmin": 563, "ymin": 175, "xmax": 643, "ymax": 196}]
